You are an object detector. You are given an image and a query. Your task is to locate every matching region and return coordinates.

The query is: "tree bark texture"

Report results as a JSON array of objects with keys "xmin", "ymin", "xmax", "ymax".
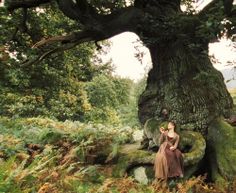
[{"xmin": 138, "ymin": 40, "xmax": 233, "ymax": 135}]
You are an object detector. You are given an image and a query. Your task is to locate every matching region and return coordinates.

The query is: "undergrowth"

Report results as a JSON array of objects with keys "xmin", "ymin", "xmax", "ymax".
[{"xmin": 0, "ymin": 117, "xmax": 236, "ymax": 192}]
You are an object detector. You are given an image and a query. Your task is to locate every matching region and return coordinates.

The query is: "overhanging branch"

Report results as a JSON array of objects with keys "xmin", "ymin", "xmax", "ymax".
[
  {"xmin": 7, "ymin": 0, "xmax": 144, "ymax": 66},
  {"xmin": 198, "ymin": 0, "xmax": 234, "ymax": 18},
  {"xmin": 22, "ymin": 31, "xmax": 94, "ymax": 66},
  {"xmin": 57, "ymin": 0, "xmax": 100, "ymax": 25},
  {"xmin": 32, "ymin": 28, "xmax": 105, "ymax": 48}
]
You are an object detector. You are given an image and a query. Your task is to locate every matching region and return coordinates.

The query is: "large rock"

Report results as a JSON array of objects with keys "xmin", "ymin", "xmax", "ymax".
[{"xmin": 132, "ymin": 166, "xmax": 150, "ymax": 184}]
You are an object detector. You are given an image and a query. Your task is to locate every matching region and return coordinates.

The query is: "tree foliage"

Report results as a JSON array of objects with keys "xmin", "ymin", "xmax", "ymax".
[
  {"xmin": 0, "ymin": 3, "xmax": 139, "ymax": 124},
  {"xmin": 1, "ymin": 0, "xmax": 234, "ymax": 69},
  {"xmin": 0, "ymin": 0, "xmax": 234, "ymax": 125}
]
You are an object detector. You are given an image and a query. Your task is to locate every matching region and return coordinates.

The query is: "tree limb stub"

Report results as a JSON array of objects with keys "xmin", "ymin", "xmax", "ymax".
[{"xmin": 32, "ymin": 33, "xmax": 79, "ymax": 48}]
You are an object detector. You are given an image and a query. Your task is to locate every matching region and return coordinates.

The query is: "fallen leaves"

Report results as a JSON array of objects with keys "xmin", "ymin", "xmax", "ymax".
[
  {"xmin": 96, "ymin": 177, "xmax": 138, "ymax": 193},
  {"xmin": 38, "ymin": 183, "xmax": 58, "ymax": 193}
]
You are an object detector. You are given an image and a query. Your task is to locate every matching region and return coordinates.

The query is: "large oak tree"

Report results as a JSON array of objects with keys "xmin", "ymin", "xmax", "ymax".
[{"xmin": 4, "ymin": 0, "xmax": 236, "ymax": 181}]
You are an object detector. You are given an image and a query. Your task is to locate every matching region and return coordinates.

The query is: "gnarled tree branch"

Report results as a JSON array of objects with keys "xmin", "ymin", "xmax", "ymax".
[
  {"xmin": 196, "ymin": 0, "xmax": 235, "ymax": 43},
  {"xmin": 24, "ymin": 5, "xmax": 143, "ymax": 65},
  {"xmin": 22, "ymin": 39, "xmax": 90, "ymax": 67},
  {"xmin": 56, "ymin": 0, "xmax": 100, "ymax": 25},
  {"xmin": 7, "ymin": 0, "xmax": 144, "ymax": 65}
]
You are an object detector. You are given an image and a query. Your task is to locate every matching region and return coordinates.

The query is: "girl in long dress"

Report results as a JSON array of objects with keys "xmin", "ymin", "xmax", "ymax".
[{"xmin": 154, "ymin": 121, "xmax": 184, "ymax": 180}]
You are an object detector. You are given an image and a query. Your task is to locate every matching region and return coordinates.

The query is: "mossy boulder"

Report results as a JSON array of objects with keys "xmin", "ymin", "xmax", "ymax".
[
  {"xmin": 141, "ymin": 118, "xmax": 168, "ymax": 149},
  {"xmin": 207, "ymin": 118, "xmax": 236, "ymax": 183}
]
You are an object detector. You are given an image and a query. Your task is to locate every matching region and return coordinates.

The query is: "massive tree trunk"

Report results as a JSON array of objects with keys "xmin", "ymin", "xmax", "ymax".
[
  {"xmin": 138, "ymin": 41, "xmax": 233, "ymax": 134},
  {"xmin": 137, "ymin": 38, "xmax": 235, "ymax": 181},
  {"xmin": 133, "ymin": 0, "xmax": 235, "ymax": 183}
]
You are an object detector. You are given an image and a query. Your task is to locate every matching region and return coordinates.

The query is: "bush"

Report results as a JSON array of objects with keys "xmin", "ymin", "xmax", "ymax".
[{"xmin": 0, "ymin": 90, "xmax": 48, "ymax": 118}]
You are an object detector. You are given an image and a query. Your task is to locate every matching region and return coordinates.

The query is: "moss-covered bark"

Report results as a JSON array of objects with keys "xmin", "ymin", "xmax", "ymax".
[
  {"xmin": 138, "ymin": 42, "xmax": 233, "ymax": 134},
  {"xmin": 137, "ymin": 40, "xmax": 235, "ymax": 181},
  {"xmin": 207, "ymin": 118, "xmax": 236, "ymax": 184}
]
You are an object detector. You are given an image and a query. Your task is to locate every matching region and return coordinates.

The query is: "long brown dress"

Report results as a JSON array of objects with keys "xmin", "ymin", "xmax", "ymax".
[{"xmin": 154, "ymin": 132, "xmax": 184, "ymax": 179}]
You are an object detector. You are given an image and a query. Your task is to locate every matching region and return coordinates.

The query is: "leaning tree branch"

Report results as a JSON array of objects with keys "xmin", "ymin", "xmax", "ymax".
[
  {"xmin": 8, "ymin": 0, "xmax": 144, "ymax": 43},
  {"xmin": 7, "ymin": 0, "xmax": 144, "ymax": 65},
  {"xmin": 23, "ymin": 5, "xmax": 143, "ymax": 65},
  {"xmin": 31, "ymin": 5, "xmax": 144, "ymax": 51},
  {"xmin": 31, "ymin": 28, "xmax": 108, "ymax": 48}
]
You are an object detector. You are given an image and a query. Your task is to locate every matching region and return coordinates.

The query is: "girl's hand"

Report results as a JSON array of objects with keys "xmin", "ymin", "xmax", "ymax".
[
  {"xmin": 159, "ymin": 127, "xmax": 165, "ymax": 133},
  {"xmin": 170, "ymin": 146, "xmax": 175, "ymax": 151}
]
